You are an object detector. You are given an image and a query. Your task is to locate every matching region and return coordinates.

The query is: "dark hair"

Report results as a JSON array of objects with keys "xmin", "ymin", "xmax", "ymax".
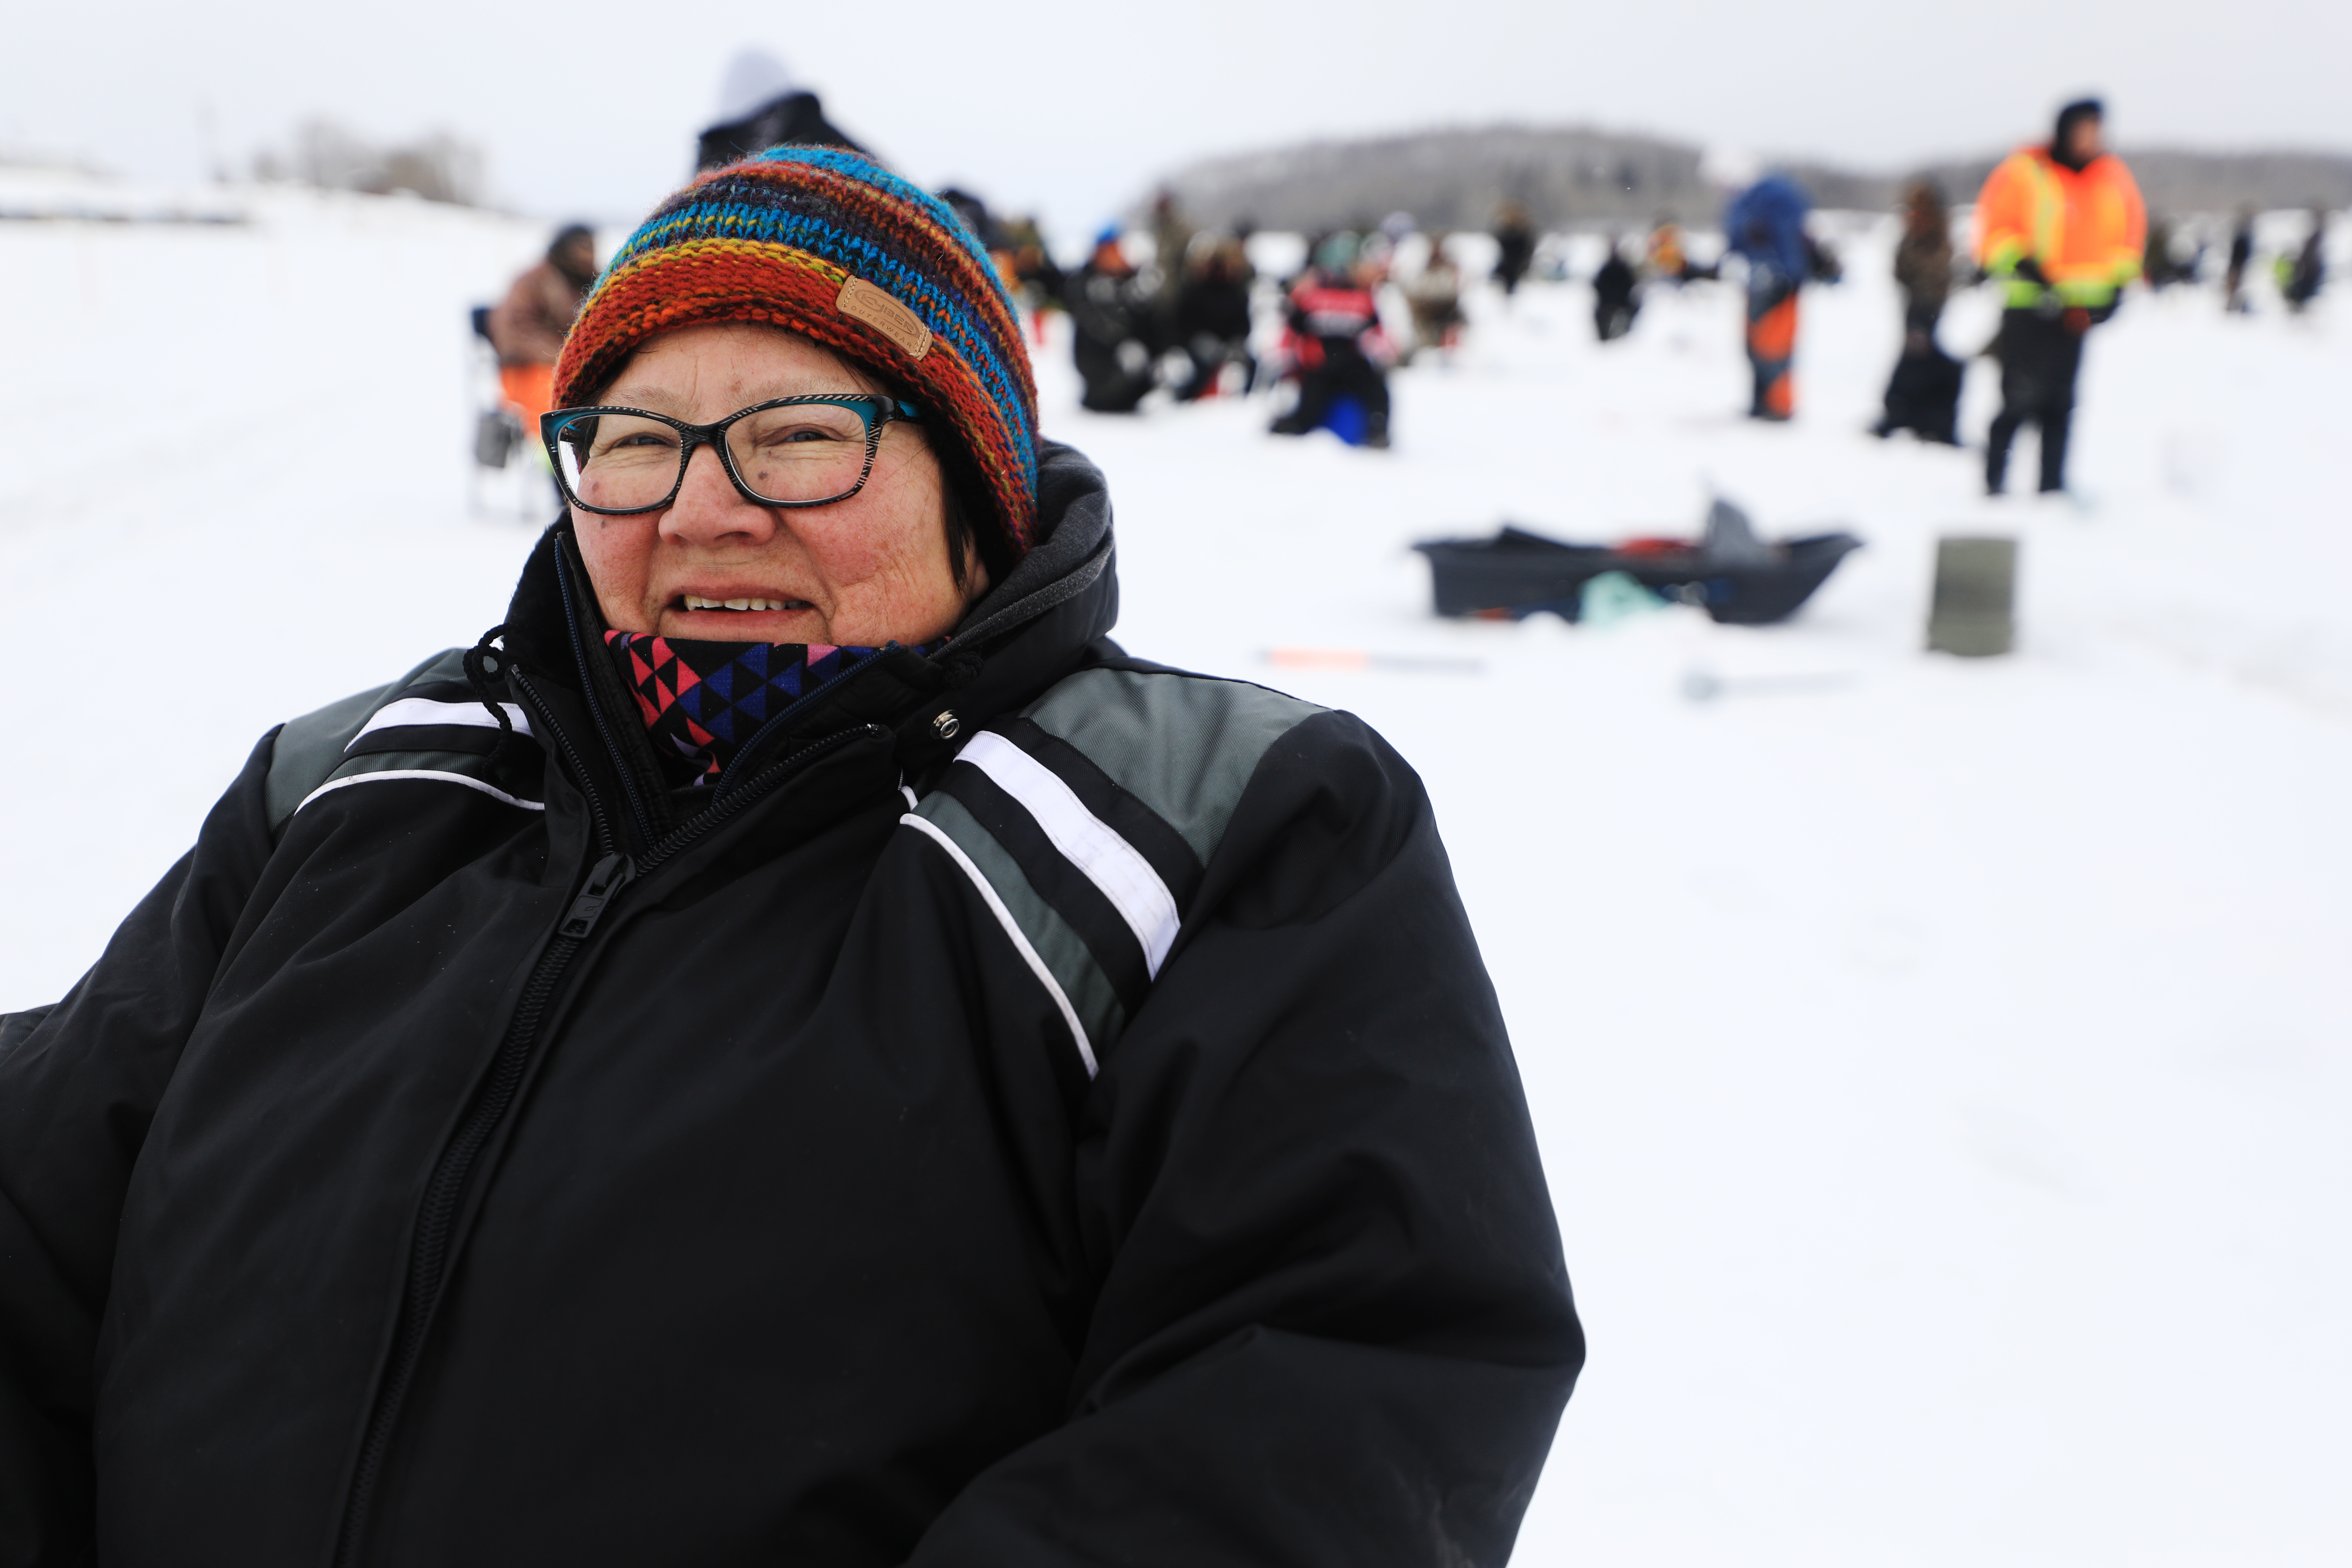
[
  {"xmin": 856, "ymin": 364, "xmax": 1008, "ymax": 594},
  {"xmin": 2054, "ymin": 99, "xmax": 2104, "ymax": 148}
]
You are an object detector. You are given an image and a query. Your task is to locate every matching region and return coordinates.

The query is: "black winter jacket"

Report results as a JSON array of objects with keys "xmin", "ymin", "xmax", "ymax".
[{"xmin": 0, "ymin": 443, "xmax": 1581, "ymax": 1567}]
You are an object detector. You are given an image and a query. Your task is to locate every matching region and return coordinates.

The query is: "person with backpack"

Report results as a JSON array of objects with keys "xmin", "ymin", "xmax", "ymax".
[
  {"xmin": 0, "ymin": 146, "xmax": 1581, "ymax": 1568},
  {"xmin": 1725, "ymin": 174, "xmax": 1814, "ymax": 420},
  {"xmin": 1974, "ymin": 98, "xmax": 2146, "ymax": 495}
]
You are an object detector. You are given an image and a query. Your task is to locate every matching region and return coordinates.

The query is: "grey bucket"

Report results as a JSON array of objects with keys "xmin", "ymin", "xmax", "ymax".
[{"xmin": 1927, "ymin": 535, "xmax": 2017, "ymax": 657}]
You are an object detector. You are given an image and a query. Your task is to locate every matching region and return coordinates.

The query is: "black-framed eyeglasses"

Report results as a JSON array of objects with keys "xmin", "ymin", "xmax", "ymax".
[{"xmin": 541, "ymin": 394, "xmax": 924, "ymax": 516}]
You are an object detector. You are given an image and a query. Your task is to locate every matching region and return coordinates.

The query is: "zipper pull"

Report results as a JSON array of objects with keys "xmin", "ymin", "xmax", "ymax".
[{"xmin": 558, "ymin": 852, "xmax": 635, "ymax": 939}]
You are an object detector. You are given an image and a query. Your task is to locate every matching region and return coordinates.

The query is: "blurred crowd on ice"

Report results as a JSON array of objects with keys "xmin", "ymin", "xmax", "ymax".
[{"xmin": 475, "ymin": 53, "xmax": 2339, "ymax": 499}]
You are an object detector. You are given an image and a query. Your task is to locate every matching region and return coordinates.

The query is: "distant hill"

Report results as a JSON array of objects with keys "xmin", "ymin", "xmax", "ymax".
[{"xmin": 1149, "ymin": 125, "xmax": 2352, "ymax": 232}]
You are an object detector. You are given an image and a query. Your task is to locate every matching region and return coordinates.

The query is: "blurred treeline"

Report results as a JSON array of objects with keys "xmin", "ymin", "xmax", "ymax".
[{"xmin": 1155, "ymin": 125, "xmax": 2352, "ymax": 228}]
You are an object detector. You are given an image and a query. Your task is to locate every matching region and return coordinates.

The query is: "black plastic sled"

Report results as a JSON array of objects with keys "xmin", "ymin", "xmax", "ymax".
[{"xmin": 1413, "ymin": 501, "xmax": 1861, "ymax": 626}]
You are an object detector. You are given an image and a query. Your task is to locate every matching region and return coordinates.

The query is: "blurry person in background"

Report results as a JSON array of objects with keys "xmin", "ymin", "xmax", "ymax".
[
  {"xmin": 1404, "ymin": 231, "xmax": 1466, "ymax": 359},
  {"xmin": 1172, "ymin": 237, "xmax": 1257, "ymax": 400},
  {"xmin": 1874, "ymin": 179, "xmax": 1961, "ymax": 443},
  {"xmin": 938, "ymin": 187, "xmax": 1009, "ymax": 257},
  {"xmin": 1271, "ymin": 233, "xmax": 1395, "ymax": 447},
  {"xmin": 1893, "ymin": 180, "xmax": 1953, "ymax": 335},
  {"xmin": 2142, "ymin": 214, "xmax": 2189, "ymax": 289},
  {"xmin": 2281, "ymin": 208, "xmax": 2328, "ymax": 313},
  {"xmin": 938, "ymin": 187, "xmax": 1021, "ymax": 320},
  {"xmin": 1592, "ymin": 237, "xmax": 1640, "ymax": 342},
  {"xmin": 1491, "ymin": 201, "xmax": 1537, "ymax": 296},
  {"xmin": 694, "ymin": 48, "xmax": 861, "ymax": 169},
  {"xmin": 1975, "ymin": 97, "xmax": 2145, "ymax": 496},
  {"xmin": 488, "ymin": 224, "xmax": 597, "ymax": 433},
  {"xmin": 1725, "ymin": 173, "xmax": 1814, "ymax": 421},
  {"xmin": 1066, "ymin": 228, "xmax": 1159, "ymax": 413},
  {"xmin": 2224, "ymin": 206, "xmax": 2256, "ymax": 313},
  {"xmin": 1149, "ymin": 189, "xmax": 1196, "ymax": 345},
  {"xmin": 1645, "ymin": 216, "xmax": 1690, "ymax": 283},
  {"xmin": 1000, "ymin": 214, "xmax": 1064, "ymax": 343}
]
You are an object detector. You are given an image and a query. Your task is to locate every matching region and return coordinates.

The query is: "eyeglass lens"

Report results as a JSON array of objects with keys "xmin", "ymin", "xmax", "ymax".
[{"xmin": 553, "ymin": 403, "xmax": 876, "ymax": 511}]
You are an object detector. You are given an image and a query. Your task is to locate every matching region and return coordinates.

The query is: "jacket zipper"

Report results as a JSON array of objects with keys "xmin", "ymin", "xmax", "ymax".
[
  {"xmin": 327, "ymin": 668, "xmax": 886, "ymax": 1565},
  {"xmin": 550, "ymin": 548, "xmax": 660, "ymax": 851}
]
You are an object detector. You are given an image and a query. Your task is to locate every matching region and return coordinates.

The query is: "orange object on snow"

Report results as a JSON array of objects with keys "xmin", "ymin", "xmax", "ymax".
[
  {"xmin": 1747, "ymin": 293, "xmax": 1798, "ymax": 418},
  {"xmin": 499, "ymin": 364, "xmax": 557, "ymax": 430}
]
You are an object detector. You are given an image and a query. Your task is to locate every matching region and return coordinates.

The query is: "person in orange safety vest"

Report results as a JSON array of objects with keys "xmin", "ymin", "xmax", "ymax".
[{"xmin": 1973, "ymin": 98, "xmax": 2145, "ymax": 495}]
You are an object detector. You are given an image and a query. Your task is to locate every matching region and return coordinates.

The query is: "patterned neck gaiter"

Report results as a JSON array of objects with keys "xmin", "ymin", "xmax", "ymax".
[{"xmin": 604, "ymin": 631, "xmax": 891, "ymax": 788}]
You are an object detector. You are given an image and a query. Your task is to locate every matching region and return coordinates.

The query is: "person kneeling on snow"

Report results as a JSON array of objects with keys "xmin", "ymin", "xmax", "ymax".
[
  {"xmin": 1065, "ymin": 228, "xmax": 1161, "ymax": 413},
  {"xmin": 1271, "ymin": 233, "xmax": 1397, "ymax": 447},
  {"xmin": 0, "ymin": 148, "xmax": 1582, "ymax": 1567}
]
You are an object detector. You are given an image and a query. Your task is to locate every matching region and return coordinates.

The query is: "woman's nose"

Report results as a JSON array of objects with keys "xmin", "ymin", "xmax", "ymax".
[{"xmin": 660, "ymin": 443, "xmax": 776, "ymax": 547}]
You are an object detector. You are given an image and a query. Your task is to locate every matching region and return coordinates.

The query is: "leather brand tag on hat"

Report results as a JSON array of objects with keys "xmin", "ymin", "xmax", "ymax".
[{"xmin": 835, "ymin": 277, "xmax": 932, "ymax": 359}]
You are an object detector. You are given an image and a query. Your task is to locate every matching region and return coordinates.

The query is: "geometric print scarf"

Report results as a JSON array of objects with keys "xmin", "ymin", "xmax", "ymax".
[{"xmin": 603, "ymin": 631, "xmax": 891, "ymax": 789}]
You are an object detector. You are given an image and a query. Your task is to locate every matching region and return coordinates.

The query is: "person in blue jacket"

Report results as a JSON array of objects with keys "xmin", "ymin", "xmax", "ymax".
[{"xmin": 1725, "ymin": 174, "xmax": 1813, "ymax": 419}]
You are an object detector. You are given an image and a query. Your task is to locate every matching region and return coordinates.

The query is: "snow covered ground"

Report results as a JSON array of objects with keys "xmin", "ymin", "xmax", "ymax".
[{"xmin": 4, "ymin": 178, "xmax": 2347, "ymax": 1565}]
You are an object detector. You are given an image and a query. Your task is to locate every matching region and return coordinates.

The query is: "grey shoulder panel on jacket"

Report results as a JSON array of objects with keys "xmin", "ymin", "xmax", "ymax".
[
  {"xmin": 904, "ymin": 665, "xmax": 1323, "ymax": 1076},
  {"xmin": 262, "ymin": 649, "xmax": 515, "ymax": 831},
  {"xmin": 1018, "ymin": 666, "xmax": 1323, "ymax": 865}
]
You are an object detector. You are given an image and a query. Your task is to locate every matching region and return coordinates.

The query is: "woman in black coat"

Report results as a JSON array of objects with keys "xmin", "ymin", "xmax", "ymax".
[{"xmin": 0, "ymin": 150, "xmax": 1581, "ymax": 1566}]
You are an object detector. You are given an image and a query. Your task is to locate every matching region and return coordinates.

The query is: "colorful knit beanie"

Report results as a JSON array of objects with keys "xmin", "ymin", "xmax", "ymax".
[{"xmin": 552, "ymin": 147, "xmax": 1038, "ymax": 557}]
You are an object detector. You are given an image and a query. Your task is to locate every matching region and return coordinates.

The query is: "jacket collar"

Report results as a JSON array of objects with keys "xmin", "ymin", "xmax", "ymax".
[{"xmin": 493, "ymin": 439, "xmax": 1120, "ymax": 815}]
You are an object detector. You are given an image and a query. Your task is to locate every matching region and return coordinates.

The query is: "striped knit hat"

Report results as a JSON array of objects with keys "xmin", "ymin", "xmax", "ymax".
[{"xmin": 552, "ymin": 147, "xmax": 1038, "ymax": 556}]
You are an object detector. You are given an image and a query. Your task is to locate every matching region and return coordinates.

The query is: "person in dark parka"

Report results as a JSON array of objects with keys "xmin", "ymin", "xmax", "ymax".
[
  {"xmin": 1065, "ymin": 229, "xmax": 1161, "ymax": 413},
  {"xmin": 695, "ymin": 90, "xmax": 861, "ymax": 169},
  {"xmin": 1491, "ymin": 201, "xmax": 1538, "ymax": 297},
  {"xmin": 1592, "ymin": 238, "xmax": 1640, "ymax": 342},
  {"xmin": 2282, "ymin": 209, "xmax": 2327, "ymax": 313},
  {"xmin": 0, "ymin": 148, "xmax": 1581, "ymax": 1568},
  {"xmin": 1172, "ymin": 237, "xmax": 1257, "ymax": 399}
]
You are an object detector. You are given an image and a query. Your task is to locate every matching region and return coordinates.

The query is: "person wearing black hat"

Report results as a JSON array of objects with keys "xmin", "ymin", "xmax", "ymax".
[{"xmin": 1973, "ymin": 98, "xmax": 2146, "ymax": 495}]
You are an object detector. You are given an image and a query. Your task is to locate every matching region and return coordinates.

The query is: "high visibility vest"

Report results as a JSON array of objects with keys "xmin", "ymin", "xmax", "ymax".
[{"xmin": 1974, "ymin": 147, "xmax": 2147, "ymax": 308}]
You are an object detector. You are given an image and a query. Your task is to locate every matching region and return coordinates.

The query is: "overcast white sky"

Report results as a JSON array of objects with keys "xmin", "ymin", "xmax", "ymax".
[{"xmin": 8, "ymin": 0, "xmax": 2347, "ymax": 241}]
